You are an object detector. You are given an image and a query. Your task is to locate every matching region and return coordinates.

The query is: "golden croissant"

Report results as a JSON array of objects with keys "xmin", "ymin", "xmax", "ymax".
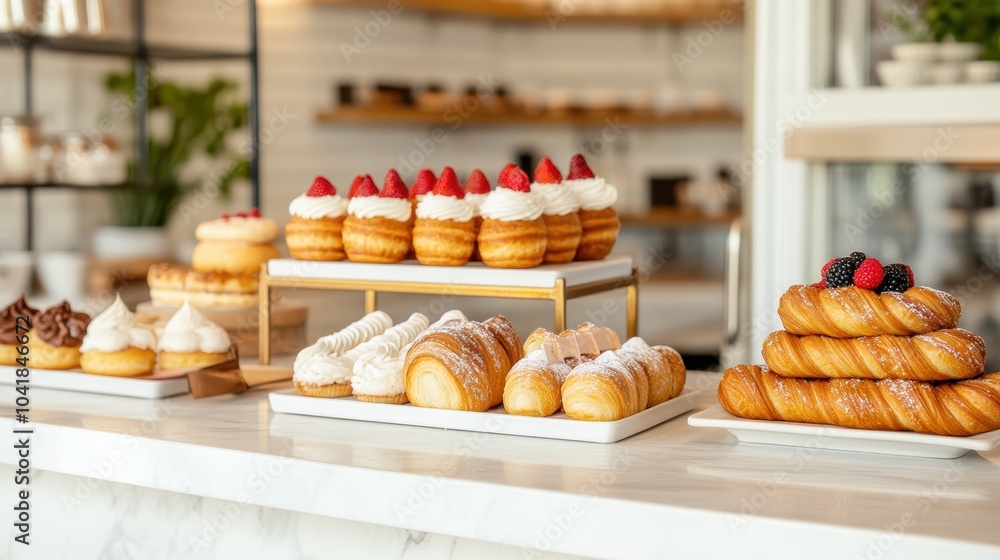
[
  {"xmin": 618, "ymin": 337, "xmax": 686, "ymax": 406},
  {"xmin": 562, "ymin": 351, "xmax": 650, "ymax": 421},
  {"xmin": 777, "ymin": 285, "xmax": 961, "ymax": 338},
  {"xmin": 404, "ymin": 316, "xmax": 518, "ymax": 412},
  {"xmin": 503, "ymin": 352, "xmax": 571, "ymax": 417},
  {"xmin": 718, "ymin": 364, "xmax": 1000, "ymax": 436},
  {"xmin": 763, "ymin": 329, "xmax": 985, "ymax": 381}
]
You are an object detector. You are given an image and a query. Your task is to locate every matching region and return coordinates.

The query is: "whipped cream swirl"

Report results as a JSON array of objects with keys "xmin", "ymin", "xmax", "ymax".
[
  {"xmin": 159, "ymin": 302, "xmax": 231, "ymax": 354},
  {"xmin": 532, "ymin": 183, "xmax": 580, "ymax": 217},
  {"xmin": 80, "ymin": 294, "xmax": 157, "ymax": 353},
  {"xmin": 464, "ymin": 193, "xmax": 488, "ymax": 217},
  {"xmin": 479, "ymin": 189, "xmax": 543, "ymax": 222},
  {"xmin": 294, "ymin": 311, "xmax": 393, "ymax": 384},
  {"xmin": 564, "ymin": 177, "xmax": 618, "ymax": 211},
  {"xmin": 416, "ymin": 193, "xmax": 474, "ymax": 222},
  {"xmin": 348, "ymin": 197, "xmax": 412, "ymax": 222},
  {"xmin": 308, "ymin": 313, "xmax": 430, "ymax": 386},
  {"xmin": 289, "ymin": 194, "xmax": 348, "ymax": 220}
]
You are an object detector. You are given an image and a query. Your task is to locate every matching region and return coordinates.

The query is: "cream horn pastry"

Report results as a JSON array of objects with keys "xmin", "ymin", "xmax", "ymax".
[
  {"xmin": 157, "ymin": 302, "xmax": 232, "ymax": 370},
  {"xmin": 80, "ymin": 295, "xmax": 157, "ymax": 377},
  {"xmin": 532, "ymin": 157, "xmax": 582, "ymax": 264},
  {"xmin": 352, "ymin": 310, "xmax": 466, "ymax": 404},
  {"xmin": 293, "ymin": 311, "xmax": 393, "ymax": 397},
  {"xmin": 564, "ymin": 154, "xmax": 620, "ymax": 261}
]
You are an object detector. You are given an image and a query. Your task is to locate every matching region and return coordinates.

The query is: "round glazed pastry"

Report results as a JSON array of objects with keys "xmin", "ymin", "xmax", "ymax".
[
  {"xmin": 286, "ymin": 176, "xmax": 349, "ymax": 261},
  {"xmin": 532, "ymin": 157, "xmax": 582, "ymax": 264},
  {"xmin": 413, "ymin": 167, "xmax": 476, "ymax": 266},
  {"xmin": 158, "ymin": 302, "xmax": 232, "ymax": 370},
  {"xmin": 563, "ymin": 154, "xmax": 620, "ymax": 261},
  {"xmin": 463, "ymin": 169, "xmax": 491, "ymax": 262},
  {"xmin": 478, "ymin": 164, "xmax": 547, "ymax": 269},
  {"xmin": 191, "ymin": 209, "xmax": 281, "ymax": 274},
  {"xmin": 79, "ymin": 295, "xmax": 157, "ymax": 377},
  {"xmin": 342, "ymin": 172, "xmax": 413, "ymax": 264},
  {"xmin": 29, "ymin": 301, "xmax": 90, "ymax": 370},
  {"xmin": 0, "ymin": 296, "xmax": 37, "ymax": 366}
]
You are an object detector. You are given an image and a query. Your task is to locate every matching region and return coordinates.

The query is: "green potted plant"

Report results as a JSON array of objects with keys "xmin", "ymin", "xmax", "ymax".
[{"xmin": 92, "ymin": 71, "xmax": 249, "ymax": 260}]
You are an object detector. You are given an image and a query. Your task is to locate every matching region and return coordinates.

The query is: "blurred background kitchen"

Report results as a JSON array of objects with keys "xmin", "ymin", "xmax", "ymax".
[{"xmin": 1, "ymin": 0, "xmax": 999, "ymax": 370}]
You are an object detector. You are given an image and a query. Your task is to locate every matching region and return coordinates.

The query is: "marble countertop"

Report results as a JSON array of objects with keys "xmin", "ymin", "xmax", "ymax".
[{"xmin": 3, "ymin": 372, "xmax": 1000, "ymax": 560}]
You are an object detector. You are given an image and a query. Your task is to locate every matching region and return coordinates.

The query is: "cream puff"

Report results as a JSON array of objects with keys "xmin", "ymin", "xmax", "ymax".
[
  {"xmin": 564, "ymin": 154, "xmax": 620, "ymax": 261},
  {"xmin": 0, "ymin": 296, "xmax": 37, "ymax": 366},
  {"xmin": 464, "ymin": 169, "xmax": 490, "ymax": 262},
  {"xmin": 478, "ymin": 164, "xmax": 547, "ymax": 269},
  {"xmin": 413, "ymin": 166, "xmax": 476, "ymax": 266},
  {"xmin": 79, "ymin": 295, "xmax": 157, "ymax": 377},
  {"xmin": 157, "ymin": 302, "xmax": 232, "ymax": 370},
  {"xmin": 286, "ymin": 176, "xmax": 348, "ymax": 261},
  {"xmin": 29, "ymin": 301, "xmax": 90, "ymax": 370},
  {"xmin": 532, "ymin": 157, "xmax": 582, "ymax": 264},
  {"xmin": 343, "ymin": 172, "xmax": 413, "ymax": 264}
]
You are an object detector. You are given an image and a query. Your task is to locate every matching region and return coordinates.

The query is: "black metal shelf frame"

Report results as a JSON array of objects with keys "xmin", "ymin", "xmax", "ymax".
[{"xmin": 2, "ymin": 0, "xmax": 260, "ymax": 251}]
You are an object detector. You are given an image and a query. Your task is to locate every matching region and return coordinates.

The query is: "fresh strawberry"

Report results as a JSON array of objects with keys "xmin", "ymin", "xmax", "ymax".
[
  {"xmin": 235, "ymin": 211, "xmax": 248, "ymax": 218},
  {"xmin": 812, "ymin": 279, "xmax": 827, "ymax": 290},
  {"xmin": 567, "ymin": 153, "xmax": 595, "ymax": 180},
  {"xmin": 248, "ymin": 208, "xmax": 260, "ymax": 218},
  {"xmin": 853, "ymin": 258, "xmax": 885, "ymax": 290},
  {"xmin": 347, "ymin": 175, "xmax": 364, "ymax": 198},
  {"xmin": 432, "ymin": 166, "xmax": 465, "ymax": 198},
  {"xmin": 533, "ymin": 157, "xmax": 563, "ymax": 184},
  {"xmin": 307, "ymin": 176, "xmax": 336, "ymax": 197},
  {"xmin": 379, "ymin": 169, "xmax": 409, "ymax": 199},
  {"xmin": 465, "ymin": 169, "xmax": 490, "ymax": 194},
  {"xmin": 353, "ymin": 175, "xmax": 379, "ymax": 198},
  {"xmin": 220, "ymin": 213, "xmax": 230, "ymax": 221},
  {"xmin": 498, "ymin": 164, "xmax": 531, "ymax": 193},
  {"xmin": 820, "ymin": 258, "xmax": 837, "ymax": 278},
  {"xmin": 410, "ymin": 168, "xmax": 437, "ymax": 197}
]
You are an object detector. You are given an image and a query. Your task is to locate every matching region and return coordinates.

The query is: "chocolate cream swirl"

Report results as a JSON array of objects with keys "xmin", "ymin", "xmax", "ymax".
[
  {"xmin": 35, "ymin": 301, "xmax": 91, "ymax": 348},
  {"xmin": 0, "ymin": 296, "xmax": 38, "ymax": 345}
]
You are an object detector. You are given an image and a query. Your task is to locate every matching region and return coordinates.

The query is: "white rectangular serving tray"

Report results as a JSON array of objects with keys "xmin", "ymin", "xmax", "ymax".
[
  {"xmin": 0, "ymin": 365, "xmax": 189, "ymax": 400},
  {"xmin": 688, "ymin": 405, "xmax": 1000, "ymax": 459},
  {"xmin": 267, "ymin": 257, "xmax": 634, "ymax": 289},
  {"xmin": 269, "ymin": 386, "xmax": 703, "ymax": 444}
]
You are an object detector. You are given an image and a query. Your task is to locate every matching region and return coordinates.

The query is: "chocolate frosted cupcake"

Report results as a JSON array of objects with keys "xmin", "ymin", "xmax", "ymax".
[
  {"xmin": 30, "ymin": 301, "xmax": 90, "ymax": 370},
  {"xmin": 0, "ymin": 296, "xmax": 38, "ymax": 366}
]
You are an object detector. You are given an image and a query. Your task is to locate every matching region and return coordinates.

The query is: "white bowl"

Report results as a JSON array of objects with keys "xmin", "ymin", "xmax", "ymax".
[
  {"xmin": 37, "ymin": 251, "xmax": 87, "ymax": 300},
  {"xmin": 876, "ymin": 61, "xmax": 927, "ymax": 87},
  {"xmin": 891, "ymin": 42, "xmax": 939, "ymax": 62},
  {"xmin": 937, "ymin": 42, "xmax": 982, "ymax": 62},
  {"xmin": 927, "ymin": 63, "xmax": 965, "ymax": 85},
  {"xmin": 966, "ymin": 61, "xmax": 1000, "ymax": 83},
  {"xmin": 0, "ymin": 252, "xmax": 33, "ymax": 300}
]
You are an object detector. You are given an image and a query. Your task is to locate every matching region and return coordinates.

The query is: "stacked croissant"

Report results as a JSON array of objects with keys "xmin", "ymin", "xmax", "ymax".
[
  {"xmin": 284, "ymin": 153, "xmax": 621, "ymax": 269},
  {"xmin": 720, "ymin": 252, "xmax": 1000, "ymax": 437},
  {"xmin": 504, "ymin": 323, "xmax": 686, "ymax": 421}
]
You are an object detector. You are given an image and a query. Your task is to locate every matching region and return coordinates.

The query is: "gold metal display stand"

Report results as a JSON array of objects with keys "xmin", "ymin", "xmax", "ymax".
[{"xmin": 257, "ymin": 263, "xmax": 638, "ymax": 365}]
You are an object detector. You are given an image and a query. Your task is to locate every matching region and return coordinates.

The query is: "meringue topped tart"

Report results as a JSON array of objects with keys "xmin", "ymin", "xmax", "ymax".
[
  {"xmin": 158, "ymin": 302, "xmax": 233, "ymax": 370},
  {"xmin": 79, "ymin": 295, "xmax": 158, "ymax": 377}
]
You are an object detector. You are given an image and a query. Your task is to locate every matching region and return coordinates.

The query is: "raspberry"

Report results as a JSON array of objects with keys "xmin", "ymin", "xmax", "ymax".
[
  {"xmin": 567, "ymin": 153, "xmax": 595, "ymax": 180},
  {"xmin": 352, "ymin": 175, "xmax": 378, "ymax": 198},
  {"xmin": 498, "ymin": 164, "xmax": 531, "ymax": 193},
  {"xmin": 812, "ymin": 279, "xmax": 827, "ymax": 290},
  {"xmin": 306, "ymin": 176, "xmax": 336, "ymax": 197},
  {"xmin": 431, "ymin": 166, "xmax": 465, "ymax": 198},
  {"xmin": 879, "ymin": 264, "xmax": 913, "ymax": 293},
  {"xmin": 410, "ymin": 169, "xmax": 436, "ymax": 197},
  {"xmin": 464, "ymin": 169, "xmax": 490, "ymax": 195},
  {"xmin": 903, "ymin": 264, "xmax": 914, "ymax": 286},
  {"xmin": 533, "ymin": 157, "xmax": 563, "ymax": 184},
  {"xmin": 820, "ymin": 258, "xmax": 837, "ymax": 278},
  {"xmin": 379, "ymin": 169, "xmax": 408, "ymax": 199},
  {"xmin": 853, "ymin": 258, "xmax": 884, "ymax": 290}
]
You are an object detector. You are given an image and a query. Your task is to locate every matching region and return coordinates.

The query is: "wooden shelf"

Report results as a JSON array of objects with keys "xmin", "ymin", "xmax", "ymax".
[
  {"xmin": 0, "ymin": 32, "xmax": 248, "ymax": 60},
  {"xmin": 316, "ymin": 105, "xmax": 742, "ymax": 128},
  {"xmin": 619, "ymin": 208, "xmax": 740, "ymax": 228},
  {"xmin": 311, "ymin": 0, "xmax": 743, "ymax": 24}
]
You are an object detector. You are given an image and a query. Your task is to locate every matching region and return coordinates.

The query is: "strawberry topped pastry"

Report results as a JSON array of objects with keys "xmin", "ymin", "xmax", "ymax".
[
  {"xmin": 410, "ymin": 168, "xmax": 437, "ymax": 203},
  {"xmin": 478, "ymin": 163, "xmax": 547, "ymax": 268},
  {"xmin": 413, "ymin": 166, "xmax": 476, "ymax": 266},
  {"xmin": 286, "ymin": 175, "xmax": 349, "ymax": 261},
  {"xmin": 347, "ymin": 174, "xmax": 368, "ymax": 198},
  {"xmin": 192, "ymin": 208, "xmax": 280, "ymax": 275},
  {"xmin": 464, "ymin": 169, "xmax": 491, "ymax": 261},
  {"xmin": 532, "ymin": 157, "xmax": 582, "ymax": 264},
  {"xmin": 343, "ymin": 170, "xmax": 414, "ymax": 263},
  {"xmin": 564, "ymin": 153, "xmax": 620, "ymax": 261}
]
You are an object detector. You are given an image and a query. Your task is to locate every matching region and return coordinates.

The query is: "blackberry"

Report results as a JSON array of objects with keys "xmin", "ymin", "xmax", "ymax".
[
  {"xmin": 825, "ymin": 257, "xmax": 859, "ymax": 288},
  {"xmin": 878, "ymin": 264, "xmax": 912, "ymax": 293},
  {"xmin": 850, "ymin": 251, "xmax": 867, "ymax": 262}
]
